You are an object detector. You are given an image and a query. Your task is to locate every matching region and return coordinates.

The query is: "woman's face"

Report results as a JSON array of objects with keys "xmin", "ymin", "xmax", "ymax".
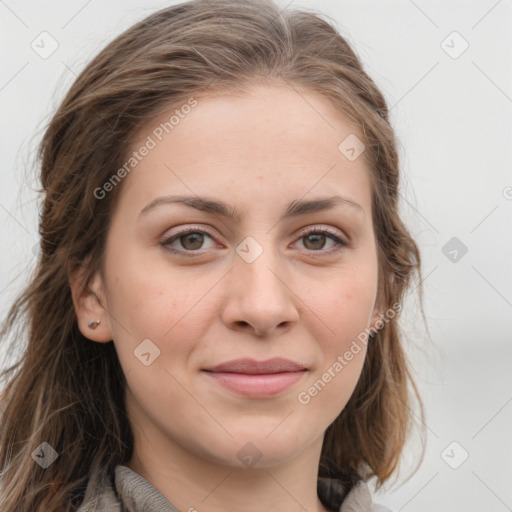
[{"xmin": 75, "ymin": 83, "xmax": 382, "ymax": 469}]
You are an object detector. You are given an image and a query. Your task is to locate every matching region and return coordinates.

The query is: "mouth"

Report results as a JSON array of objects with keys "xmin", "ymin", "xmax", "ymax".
[
  {"xmin": 202, "ymin": 358, "xmax": 308, "ymax": 398},
  {"xmin": 203, "ymin": 357, "xmax": 307, "ymax": 374}
]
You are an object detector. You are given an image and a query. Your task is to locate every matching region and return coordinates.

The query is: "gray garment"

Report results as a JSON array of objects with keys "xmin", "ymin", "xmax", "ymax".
[{"xmin": 77, "ymin": 464, "xmax": 393, "ymax": 512}]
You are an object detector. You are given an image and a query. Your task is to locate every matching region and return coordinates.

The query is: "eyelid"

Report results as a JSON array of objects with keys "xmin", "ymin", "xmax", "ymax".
[
  {"xmin": 165, "ymin": 224, "xmax": 217, "ymax": 239},
  {"xmin": 297, "ymin": 224, "xmax": 347, "ymax": 242}
]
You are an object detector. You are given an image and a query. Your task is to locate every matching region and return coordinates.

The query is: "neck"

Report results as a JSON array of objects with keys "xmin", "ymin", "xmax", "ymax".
[{"xmin": 126, "ymin": 421, "xmax": 332, "ymax": 512}]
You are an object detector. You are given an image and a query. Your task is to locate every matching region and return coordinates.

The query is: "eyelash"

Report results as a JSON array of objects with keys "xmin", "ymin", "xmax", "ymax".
[{"xmin": 160, "ymin": 225, "xmax": 349, "ymax": 258}]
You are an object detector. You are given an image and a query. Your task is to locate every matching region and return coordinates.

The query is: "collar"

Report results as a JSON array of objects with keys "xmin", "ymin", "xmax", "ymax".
[{"xmin": 77, "ymin": 463, "xmax": 379, "ymax": 512}]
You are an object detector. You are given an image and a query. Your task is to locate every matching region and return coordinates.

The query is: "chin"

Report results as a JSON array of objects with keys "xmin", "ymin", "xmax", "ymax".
[{"xmin": 205, "ymin": 429, "xmax": 315, "ymax": 470}]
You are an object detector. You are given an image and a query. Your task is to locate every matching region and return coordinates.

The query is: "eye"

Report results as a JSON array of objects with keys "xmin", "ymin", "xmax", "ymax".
[
  {"xmin": 160, "ymin": 226, "xmax": 217, "ymax": 256},
  {"xmin": 160, "ymin": 225, "xmax": 349, "ymax": 257},
  {"xmin": 294, "ymin": 227, "xmax": 348, "ymax": 254}
]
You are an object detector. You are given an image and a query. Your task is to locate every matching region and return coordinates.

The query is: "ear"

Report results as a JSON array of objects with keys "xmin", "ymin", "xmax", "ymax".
[{"xmin": 69, "ymin": 265, "xmax": 113, "ymax": 343}]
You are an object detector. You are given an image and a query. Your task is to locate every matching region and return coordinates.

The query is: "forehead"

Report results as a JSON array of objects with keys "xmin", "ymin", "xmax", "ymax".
[{"xmin": 116, "ymin": 83, "xmax": 372, "ymax": 219}]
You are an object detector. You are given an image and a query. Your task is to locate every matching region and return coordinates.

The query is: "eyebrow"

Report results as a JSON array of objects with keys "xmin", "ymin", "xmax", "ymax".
[{"xmin": 139, "ymin": 194, "xmax": 365, "ymax": 221}]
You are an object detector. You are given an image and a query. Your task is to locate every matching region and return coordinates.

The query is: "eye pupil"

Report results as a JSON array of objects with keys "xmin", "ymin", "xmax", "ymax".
[
  {"xmin": 303, "ymin": 233, "xmax": 326, "ymax": 250},
  {"xmin": 181, "ymin": 232, "xmax": 204, "ymax": 250}
]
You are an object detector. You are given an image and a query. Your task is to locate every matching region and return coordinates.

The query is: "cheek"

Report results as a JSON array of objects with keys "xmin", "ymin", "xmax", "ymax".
[
  {"xmin": 105, "ymin": 246, "xmax": 185, "ymax": 332},
  {"xmin": 296, "ymin": 282, "xmax": 372, "ymax": 425},
  {"xmin": 310, "ymin": 266, "xmax": 378, "ymax": 341},
  {"xmin": 104, "ymin": 254, "xmax": 218, "ymax": 370},
  {"xmin": 301, "ymin": 263, "xmax": 376, "ymax": 403},
  {"xmin": 331, "ymin": 288, "xmax": 374, "ymax": 335},
  {"xmin": 317, "ymin": 294, "xmax": 371, "ymax": 387}
]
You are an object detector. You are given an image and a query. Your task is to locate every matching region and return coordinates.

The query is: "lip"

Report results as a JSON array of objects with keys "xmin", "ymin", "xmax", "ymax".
[
  {"xmin": 203, "ymin": 357, "xmax": 306, "ymax": 374},
  {"xmin": 202, "ymin": 358, "xmax": 308, "ymax": 398}
]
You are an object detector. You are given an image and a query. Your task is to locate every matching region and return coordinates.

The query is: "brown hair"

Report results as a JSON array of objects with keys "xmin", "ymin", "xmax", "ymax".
[{"xmin": 0, "ymin": 0, "xmax": 425, "ymax": 509}]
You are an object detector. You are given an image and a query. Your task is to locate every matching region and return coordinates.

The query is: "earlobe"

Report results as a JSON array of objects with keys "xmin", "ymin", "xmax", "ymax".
[{"xmin": 69, "ymin": 267, "xmax": 113, "ymax": 343}]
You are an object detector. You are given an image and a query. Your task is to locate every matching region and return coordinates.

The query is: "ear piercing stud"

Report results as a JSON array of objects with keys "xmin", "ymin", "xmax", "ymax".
[{"xmin": 88, "ymin": 320, "xmax": 101, "ymax": 329}]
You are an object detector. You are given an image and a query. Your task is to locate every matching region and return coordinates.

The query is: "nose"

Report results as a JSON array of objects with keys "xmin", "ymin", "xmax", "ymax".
[{"xmin": 220, "ymin": 241, "xmax": 299, "ymax": 338}]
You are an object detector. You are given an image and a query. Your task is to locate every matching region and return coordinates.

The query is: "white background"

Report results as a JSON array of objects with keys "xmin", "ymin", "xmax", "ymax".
[{"xmin": 1, "ymin": 1, "xmax": 511, "ymax": 511}]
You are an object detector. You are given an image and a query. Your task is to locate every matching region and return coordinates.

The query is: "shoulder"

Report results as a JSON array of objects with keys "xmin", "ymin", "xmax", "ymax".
[
  {"xmin": 341, "ymin": 480, "xmax": 395, "ymax": 512},
  {"xmin": 75, "ymin": 466, "xmax": 122, "ymax": 512},
  {"xmin": 373, "ymin": 504, "xmax": 395, "ymax": 512}
]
